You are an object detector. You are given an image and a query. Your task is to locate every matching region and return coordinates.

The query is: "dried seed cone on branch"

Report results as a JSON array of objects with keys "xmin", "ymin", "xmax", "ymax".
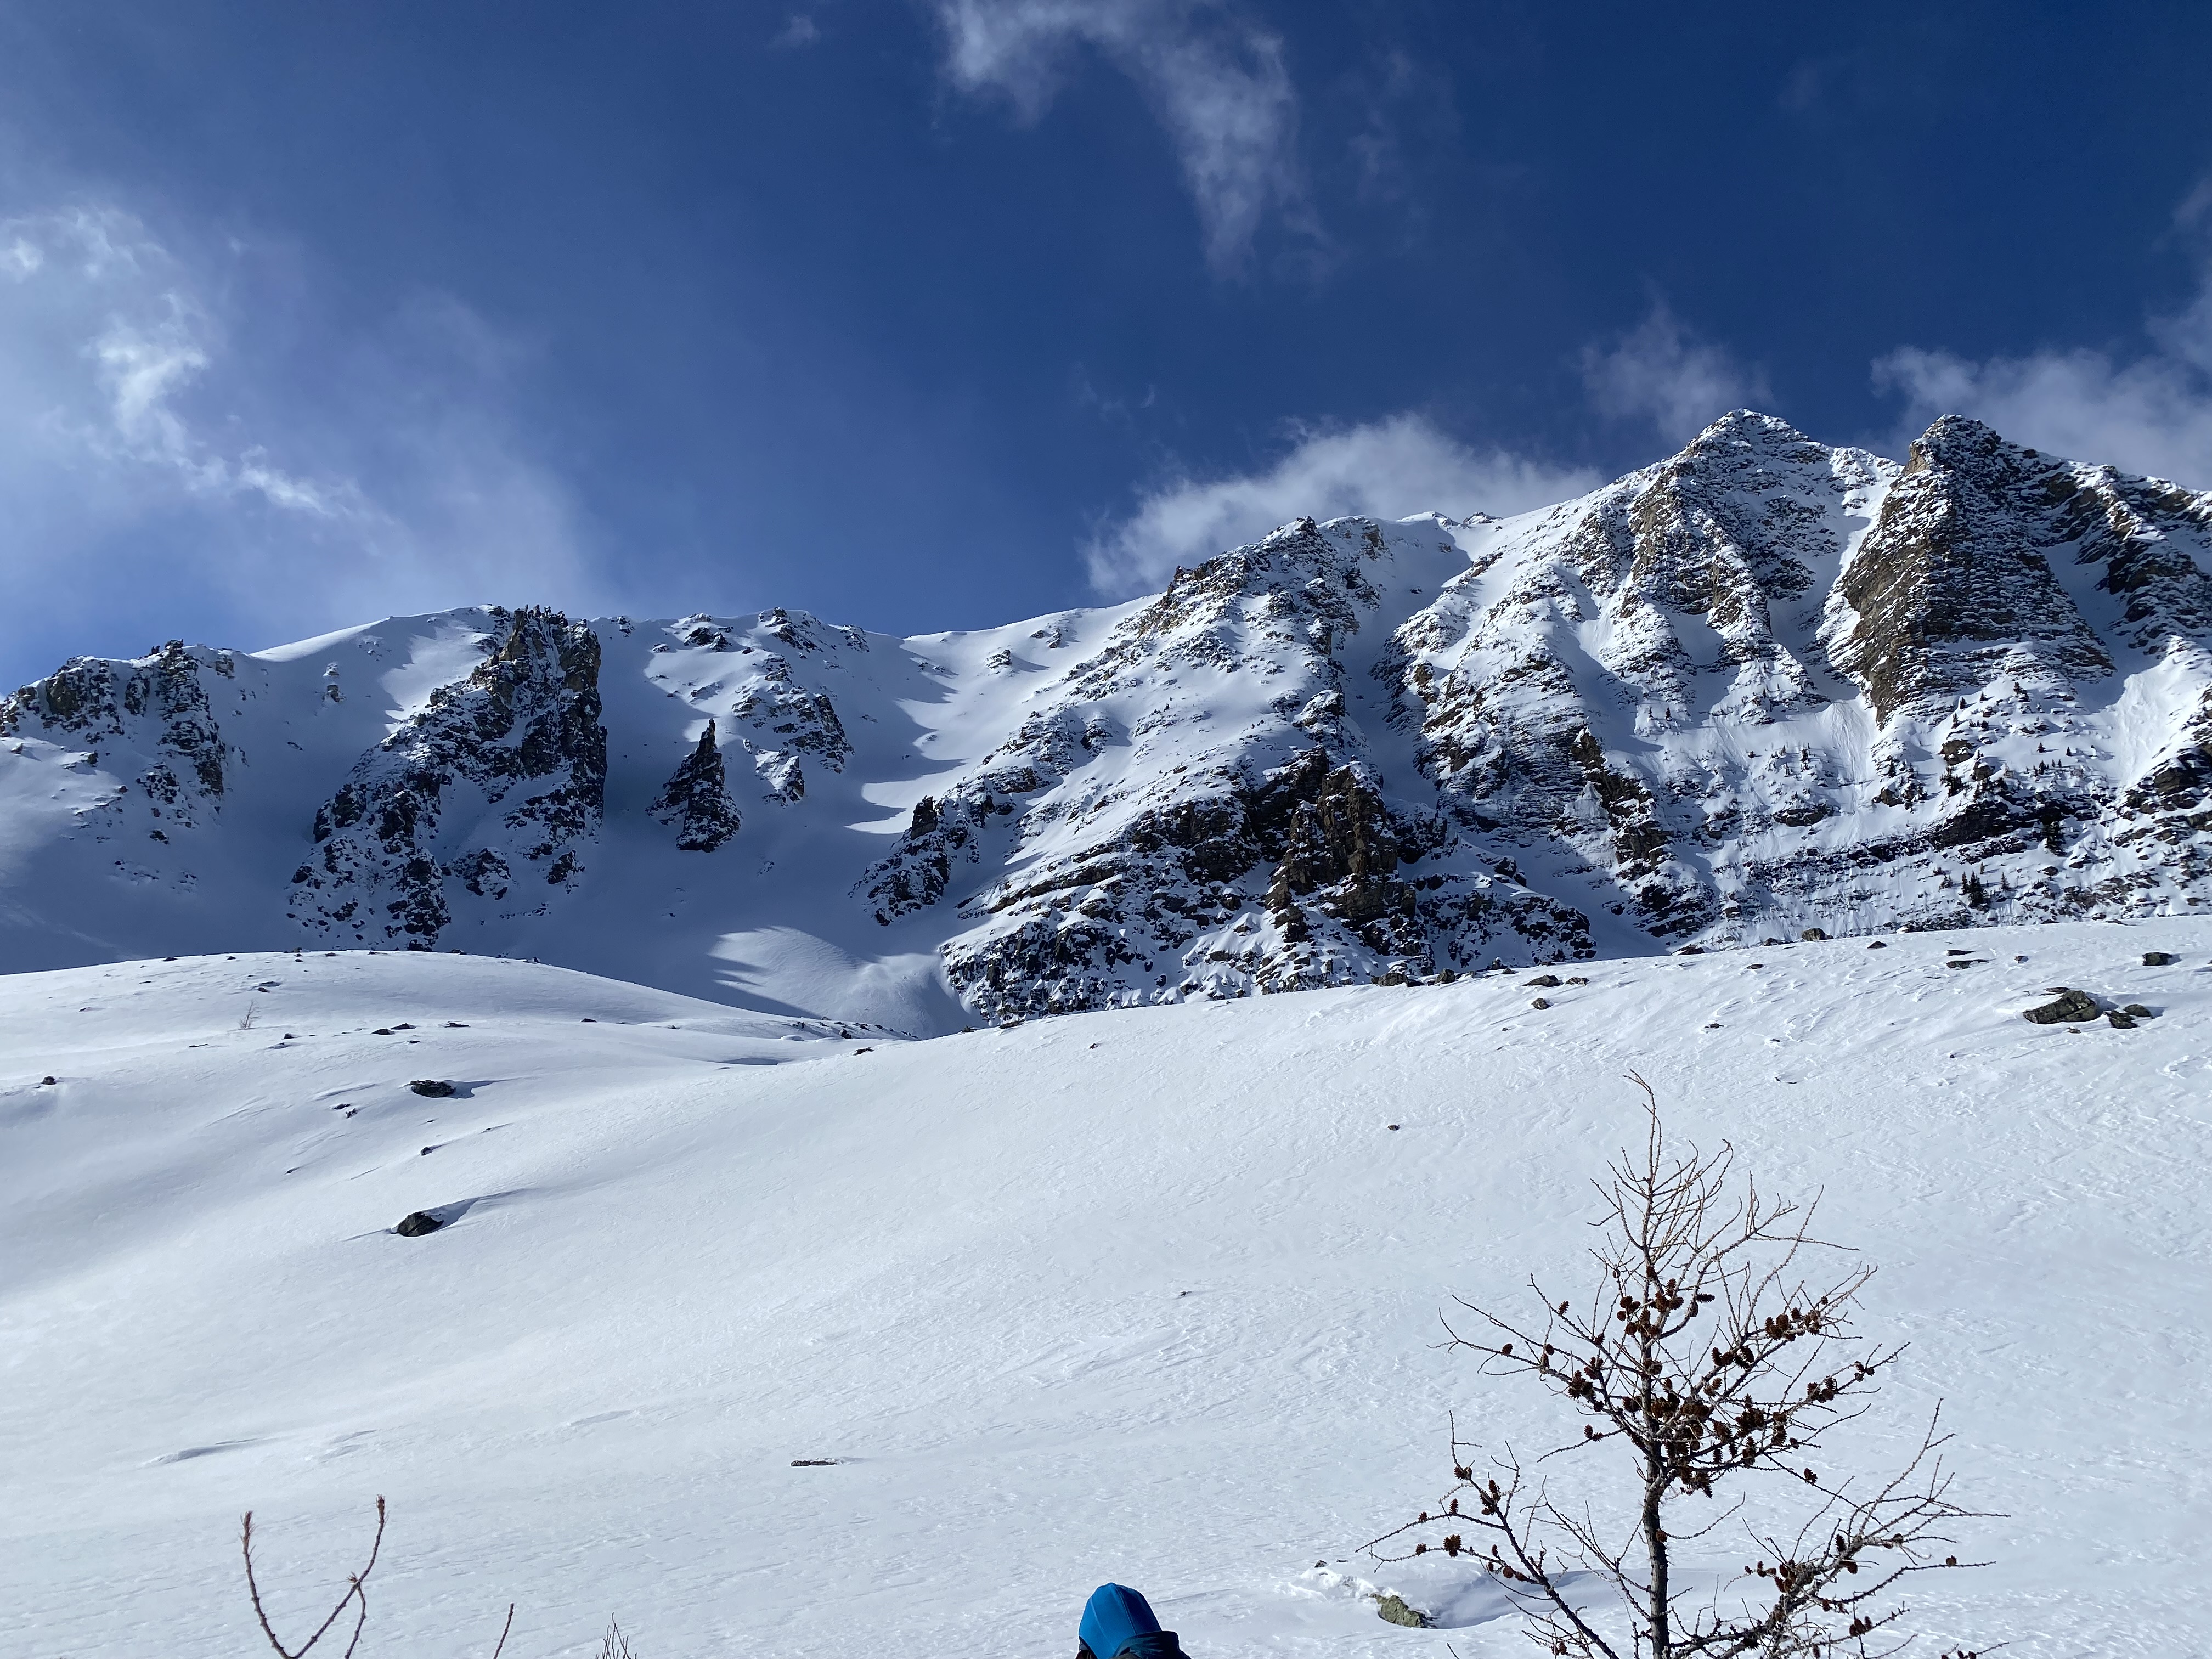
[{"xmin": 1368, "ymin": 1075, "xmax": 1991, "ymax": 1658}]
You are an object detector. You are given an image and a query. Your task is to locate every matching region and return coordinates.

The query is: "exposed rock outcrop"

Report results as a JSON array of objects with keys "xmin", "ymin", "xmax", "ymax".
[
  {"xmin": 288, "ymin": 607, "xmax": 606, "ymax": 947},
  {"xmin": 650, "ymin": 720, "xmax": 742, "ymax": 851}
]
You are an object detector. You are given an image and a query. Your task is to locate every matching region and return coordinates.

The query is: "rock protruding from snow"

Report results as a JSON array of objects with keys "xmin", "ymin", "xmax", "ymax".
[
  {"xmin": 289, "ymin": 607, "xmax": 607, "ymax": 947},
  {"xmin": 650, "ymin": 720, "xmax": 742, "ymax": 852},
  {"xmin": 2022, "ymin": 988, "xmax": 2100, "ymax": 1024}
]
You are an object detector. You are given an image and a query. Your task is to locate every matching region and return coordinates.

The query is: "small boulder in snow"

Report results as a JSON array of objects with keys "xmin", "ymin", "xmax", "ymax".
[
  {"xmin": 409, "ymin": 1079, "xmax": 456, "ymax": 1097},
  {"xmin": 2023, "ymin": 989, "xmax": 2099, "ymax": 1025},
  {"xmin": 394, "ymin": 1211, "xmax": 443, "ymax": 1237},
  {"xmin": 1525, "ymin": 973, "xmax": 1562, "ymax": 988},
  {"xmin": 2142, "ymin": 951, "xmax": 2177, "ymax": 966},
  {"xmin": 1801, "ymin": 927, "xmax": 1830, "ymax": 941},
  {"xmin": 1374, "ymin": 1594, "xmax": 1429, "ymax": 1628}
]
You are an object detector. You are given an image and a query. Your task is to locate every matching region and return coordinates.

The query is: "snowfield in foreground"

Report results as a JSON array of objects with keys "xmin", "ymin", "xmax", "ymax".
[{"xmin": 2, "ymin": 921, "xmax": 2207, "ymax": 1658}]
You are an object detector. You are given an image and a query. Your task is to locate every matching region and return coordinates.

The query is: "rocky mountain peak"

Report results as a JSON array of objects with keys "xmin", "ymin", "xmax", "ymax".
[{"xmin": 0, "ymin": 415, "xmax": 2205, "ymax": 1029}]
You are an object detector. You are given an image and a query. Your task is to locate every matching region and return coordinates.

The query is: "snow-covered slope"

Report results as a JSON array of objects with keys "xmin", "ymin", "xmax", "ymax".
[
  {"xmin": 4, "ymin": 414, "xmax": 2208, "ymax": 1031},
  {"xmin": 2, "ymin": 922, "xmax": 2205, "ymax": 1657}
]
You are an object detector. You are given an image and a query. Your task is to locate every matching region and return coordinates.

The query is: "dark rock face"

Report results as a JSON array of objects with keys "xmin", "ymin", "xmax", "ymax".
[
  {"xmin": 1835, "ymin": 417, "xmax": 2118, "ymax": 725},
  {"xmin": 650, "ymin": 719, "xmax": 742, "ymax": 851},
  {"xmin": 2, "ymin": 640, "xmax": 233, "ymax": 840},
  {"xmin": 394, "ymin": 1211, "xmax": 443, "ymax": 1236},
  {"xmin": 289, "ymin": 607, "xmax": 606, "ymax": 946},
  {"xmin": 2023, "ymin": 988, "xmax": 2100, "ymax": 1025}
]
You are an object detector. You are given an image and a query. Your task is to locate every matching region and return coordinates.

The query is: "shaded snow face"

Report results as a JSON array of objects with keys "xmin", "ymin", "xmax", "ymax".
[{"xmin": 1, "ymin": 411, "xmax": 2208, "ymax": 1026}]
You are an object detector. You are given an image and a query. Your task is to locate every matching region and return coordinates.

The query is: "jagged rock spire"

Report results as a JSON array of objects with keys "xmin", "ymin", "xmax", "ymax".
[{"xmin": 651, "ymin": 720, "xmax": 742, "ymax": 853}]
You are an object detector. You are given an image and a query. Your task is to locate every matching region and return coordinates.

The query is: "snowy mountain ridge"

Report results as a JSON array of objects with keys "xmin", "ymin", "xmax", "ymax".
[{"xmin": 4, "ymin": 411, "xmax": 2208, "ymax": 1032}]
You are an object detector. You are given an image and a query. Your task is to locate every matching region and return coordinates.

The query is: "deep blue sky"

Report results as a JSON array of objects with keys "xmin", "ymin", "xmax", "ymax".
[{"xmin": 2, "ymin": 0, "xmax": 2209, "ymax": 686}]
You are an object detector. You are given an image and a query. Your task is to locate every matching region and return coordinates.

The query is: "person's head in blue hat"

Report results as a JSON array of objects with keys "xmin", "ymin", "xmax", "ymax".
[{"xmin": 1076, "ymin": 1583, "xmax": 1187, "ymax": 1659}]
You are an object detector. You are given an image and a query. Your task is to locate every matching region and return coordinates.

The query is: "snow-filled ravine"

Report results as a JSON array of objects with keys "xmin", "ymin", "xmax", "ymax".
[{"xmin": 2, "ymin": 920, "xmax": 2206, "ymax": 1657}]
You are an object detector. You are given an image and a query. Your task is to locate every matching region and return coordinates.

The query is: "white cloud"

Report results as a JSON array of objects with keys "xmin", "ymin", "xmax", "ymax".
[
  {"xmin": 0, "ymin": 202, "xmax": 610, "ymax": 665},
  {"xmin": 1581, "ymin": 301, "xmax": 1771, "ymax": 443},
  {"xmin": 1866, "ymin": 177, "xmax": 2212, "ymax": 489},
  {"xmin": 1872, "ymin": 285, "xmax": 2212, "ymax": 489},
  {"xmin": 1085, "ymin": 413, "xmax": 1598, "ymax": 595},
  {"xmin": 772, "ymin": 14, "xmax": 821, "ymax": 47},
  {"xmin": 933, "ymin": 0, "xmax": 1307, "ymax": 272}
]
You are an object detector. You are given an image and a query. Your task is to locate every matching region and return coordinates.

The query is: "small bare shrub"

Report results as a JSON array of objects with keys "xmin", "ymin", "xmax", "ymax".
[{"xmin": 1369, "ymin": 1077, "xmax": 1990, "ymax": 1658}]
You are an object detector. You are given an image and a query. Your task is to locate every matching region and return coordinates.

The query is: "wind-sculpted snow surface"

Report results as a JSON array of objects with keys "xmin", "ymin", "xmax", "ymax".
[
  {"xmin": 0, "ymin": 923, "xmax": 2205, "ymax": 1657},
  {"xmin": 0, "ymin": 413, "xmax": 2207, "ymax": 1027}
]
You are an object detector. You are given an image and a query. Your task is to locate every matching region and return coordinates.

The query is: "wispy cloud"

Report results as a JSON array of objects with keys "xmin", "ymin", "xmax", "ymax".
[
  {"xmin": 2, "ymin": 207, "xmax": 351, "ymax": 517},
  {"xmin": 932, "ymin": 0, "xmax": 1309, "ymax": 273},
  {"xmin": 772, "ymin": 14, "xmax": 821, "ymax": 48},
  {"xmin": 0, "ymin": 200, "xmax": 610, "ymax": 673},
  {"xmin": 1085, "ymin": 413, "xmax": 1598, "ymax": 595},
  {"xmin": 1581, "ymin": 300, "xmax": 1771, "ymax": 443}
]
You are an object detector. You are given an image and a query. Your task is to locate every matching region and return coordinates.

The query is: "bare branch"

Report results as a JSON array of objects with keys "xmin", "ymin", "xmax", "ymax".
[{"xmin": 241, "ymin": 1497, "xmax": 386, "ymax": 1659}]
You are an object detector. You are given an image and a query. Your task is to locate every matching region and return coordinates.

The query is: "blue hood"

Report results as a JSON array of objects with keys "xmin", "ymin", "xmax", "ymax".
[{"xmin": 1079, "ymin": 1583, "xmax": 1162, "ymax": 1659}]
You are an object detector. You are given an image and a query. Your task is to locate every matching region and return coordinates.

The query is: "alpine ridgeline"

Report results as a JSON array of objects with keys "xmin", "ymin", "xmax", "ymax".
[{"xmin": 4, "ymin": 413, "xmax": 2207, "ymax": 1031}]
